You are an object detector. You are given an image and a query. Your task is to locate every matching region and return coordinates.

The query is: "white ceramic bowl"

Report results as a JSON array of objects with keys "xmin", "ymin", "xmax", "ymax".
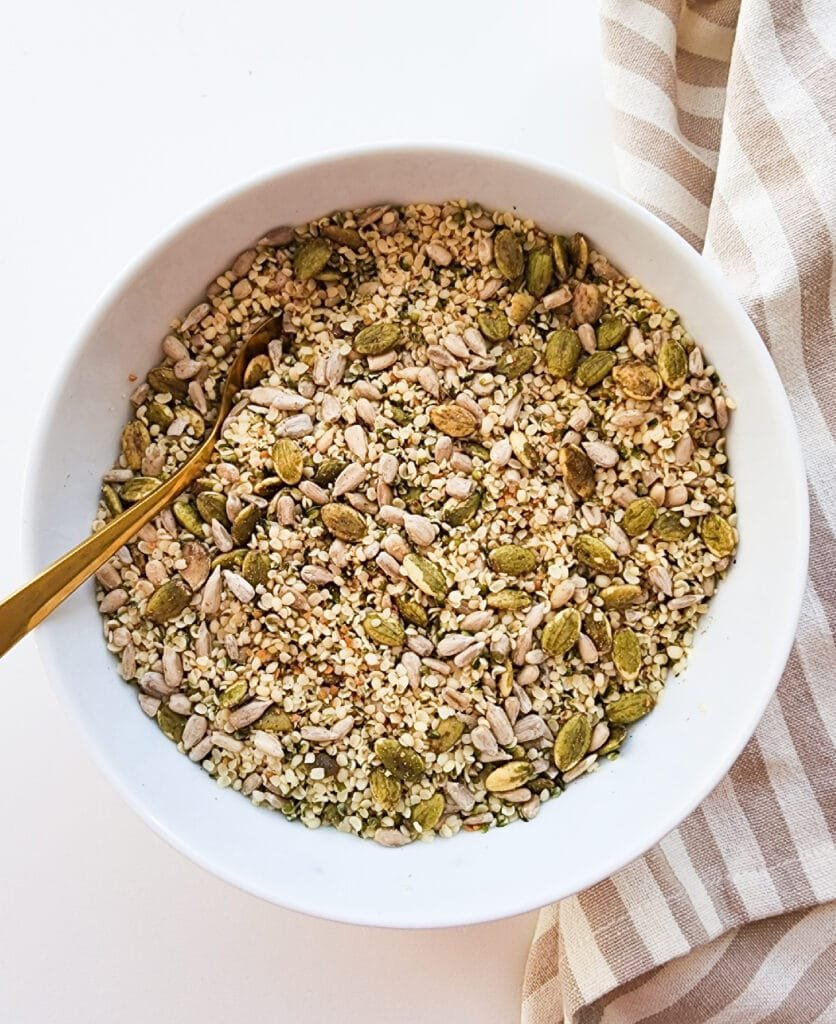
[{"xmin": 27, "ymin": 145, "xmax": 808, "ymax": 928}]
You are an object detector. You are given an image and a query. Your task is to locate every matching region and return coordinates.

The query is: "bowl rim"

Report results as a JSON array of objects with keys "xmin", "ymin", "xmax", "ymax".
[{"xmin": 24, "ymin": 142, "xmax": 810, "ymax": 927}]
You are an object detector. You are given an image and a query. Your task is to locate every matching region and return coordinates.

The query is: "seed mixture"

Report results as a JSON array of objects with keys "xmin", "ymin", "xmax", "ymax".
[{"xmin": 94, "ymin": 200, "xmax": 737, "ymax": 846}]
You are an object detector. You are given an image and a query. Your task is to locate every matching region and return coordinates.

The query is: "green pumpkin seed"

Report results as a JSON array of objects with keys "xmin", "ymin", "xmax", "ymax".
[
  {"xmin": 243, "ymin": 353, "xmax": 271, "ymax": 388},
  {"xmin": 546, "ymin": 329, "xmax": 582, "ymax": 378},
  {"xmin": 509, "ymin": 293, "xmax": 536, "ymax": 324},
  {"xmin": 600, "ymin": 584, "xmax": 644, "ymax": 609},
  {"xmin": 174, "ymin": 405, "xmax": 205, "ymax": 438},
  {"xmin": 494, "ymin": 229, "xmax": 524, "ymax": 280},
  {"xmin": 394, "ymin": 595, "xmax": 429, "ymax": 627},
  {"xmin": 487, "ymin": 589, "xmax": 532, "ymax": 611},
  {"xmin": 429, "ymin": 404, "xmax": 477, "ymax": 438},
  {"xmin": 147, "ymin": 365, "xmax": 187, "ymax": 398},
  {"xmin": 658, "ymin": 338, "xmax": 688, "ymax": 389},
  {"xmin": 570, "ymin": 233, "xmax": 589, "ymax": 278},
  {"xmin": 574, "ymin": 534, "xmax": 620, "ymax": 575},
  {"xmin": 510, "ymin": 431, "xmax": 538, "ymax": 469},
  {"xmin": 584, "ymin": 612, "xmax": 612, "ymax": 653},
  {"xmin": 156, "ymin": 705, "xmax": 187, "ymax": 743},
  {"xmin": 147, "ymin": 402, "xmax": 175, "ymax": 429},
  {"xmin": 256, "ymin": 707, "xmax": 292, "ymax": 733},
  {"xmin": 653, "ymin": 512, "xmax": 693, "ymax": 542},
  {"xmin": 211, "ymin": 549, "xmax": 247, "ymax": 570},
  {"xmin": 599, "ymin": 723, "xmax": 627, "ymax": 755},
  {"xmin": 146, "ymin": 580, "xmax": 191, "ymax": 624},
  {"xmin": 488, "ymin": 545, "xmax": 537, "ymax": 576},
  {"xmin": 355, "ymin": 322, "xmax": 402, "ymax": 356},
  {"xmin": 432, "ymin": 718, "xmax": 464, "ymax": 753},
  {"xmin": 402, "ymin": 553, "xmax": 449, "ymax": 600},
  {"xmin": 253, "ymin": 476, "xmax": 284, "ymax": 498},
  {"xmin": 242, "ymin": 549, "xmax": 271, "ymax": 587},
  {"xmin": 553, "ymin": 714, "xmax": 592, "ymax": 771},
  {"xmin": 559, "ymin": 443, "xmax": 596, "ymax": 499},
  {"xmin": 313, "ymin": 457, "xmax": 347, "ymax": 487},
  {"xmin": 321, "ymin": 224, "xmax": 364, "ymax": 250},
  {"xmin": 231, "ymin": 504, "xmax": 261, "ymax": 545},
  {"xmin": 701, "ymin": 513, "xmax": 736, "ymax": 557},
  {"xmin": 121, "ymin": 476, "xmax": 161, "ymax": 503},
  {"xmin": 485, "ymin": 760, "xmax": 533, "ymax": 793},
  {"xmin": 173, "ymin": 501, "xmax": 204, "ymax": 536},
  {"xmin": 370, "ymin": 769, "xmax": 402, "ymax": 811},
  {"xmin": 497, "ymin": 346, "xmax": 536, "ymax": 379},
  {"xmin": 612, "ymin": 628, "xmax": 642, "ymax": 681},
  {"xmin": 597, "ymin": 318, "xmax": 628, "ymax": 351},
  {"xmin": 363, "ymin": 613, "xmax": 406, "ymax": 647},
  {"xmin": 576, "ymin": 351, "xmax": 617, "ymax": 387},
  {"xmin": 443, "ymin": 489, "xmax": 482, "ymax": 526},
  {"xmin": 272, "ymin": 438, "xmax": 305, "ymax": 484},
  {"xmin": 196, "ymin": 491, "xmax": 228, "ymax": 525},
  {"xmin": 542, "ymin": 608, "xmax": 581, "ymax": 658},
  {"xmin": 498, "ymin": 660, "xmax": 514, "ymax": 697},
  {"xmin": 476, "ymin": 310, "xmax": 510, "ymax": 342},
  {"xmin": 607, "ymin": 690, "xmax": 654, "ymax": 724},
  {"xmin": 219, "ymin": 680, "xmax": 249, "ymax": 708},
  {"xmin": 121, "ymin": 420, "xmax": 151, "ymax": 470},
  {"xmin": 321, "ymin": 503, "xmax": 367, "ymax": 541},
  {"xmin": 552, "ymin": 235, "xmax": 570, "ymax": 281},
  {"xmin": 412, "ymin": 792, "xmax": 445, "ymax": 831},
  {"xmin": 102, "ymin": 484, "xmax": 123, "ymax": 517},
  {"xmin": 374, "ymin": 738, "xmax": 425, "ymax": 782},
  {"xmin": 526, "ymin": 247, "xmax": 553, "ymax": 298},
  {"xmin": 614, "ymin": 362, "xmax": 661, "ymax": 401},
  {"xmin": 294, "ymin": 236, "xmax": 332, "ymax": 280},
  {"xmin": 622, "ymin": 497, "xmax": 657, "ymax": 537}
]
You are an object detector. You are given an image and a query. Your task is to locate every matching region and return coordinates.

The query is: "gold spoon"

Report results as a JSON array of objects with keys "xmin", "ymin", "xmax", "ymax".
[{"xmin": 0, "ymin": 315, "xmax": 281, "ymax": 658}]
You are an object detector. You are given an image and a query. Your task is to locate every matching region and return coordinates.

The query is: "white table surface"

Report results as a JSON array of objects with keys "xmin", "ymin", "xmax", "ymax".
[{"xmin": 0, "ymin": 3, "xmax": 616, "ymax": 1021}]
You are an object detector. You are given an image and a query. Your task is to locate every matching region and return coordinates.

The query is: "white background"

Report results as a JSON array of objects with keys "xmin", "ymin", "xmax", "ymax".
[{"xmin": 0, "ymin": 3, "xmax": 615, "ymax": 1021}]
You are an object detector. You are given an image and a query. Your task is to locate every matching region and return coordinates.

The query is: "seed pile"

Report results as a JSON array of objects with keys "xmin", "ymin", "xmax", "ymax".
[{"xmin": 94, "ymin": 201, "xmax": 737, "ymax": 845}]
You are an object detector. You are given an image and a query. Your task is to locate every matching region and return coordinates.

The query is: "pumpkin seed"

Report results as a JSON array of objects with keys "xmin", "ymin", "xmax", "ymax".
[
  {"xmin": 253, "ymin": 476, "xmax": 284, "ymax": 497},
  {"xmin": 552, "ymin": 235, "xmax": 570, "ymax": 281},
  {"xmin": 321, "ymin": 224, "xmax": 364, "ymax": 250},
  {"xmin": 157, "ymin": 705, "xmax": 187, "ymax": 743},
  {"xmin": 395, "ymin": 596, "xmax": 429, "ymax": 627},
  {"xmin": 546, "ymin": 329, "xmax": 582, "ymax": 378},
  {"xmin": 612, "ymin": 628, "xmax": 642, "ymax": 681},
  {"xmin": 121, "ymin": 420, "xmax": 150, "ymax": 470},
  {"xmin": 526, "ymin": 247, "xmax": 553, "ymax": 298},
  {"xmin": 497, "ymin": 345, "xmax": 536, "ymax": 379},
  {"xmin": 607, "ymin": 690, "xmax": 654, "ymax": 724},
  {"xmin": 553, "ymin": 714, "xmax": 592, "ymax": 771},
  {"xmin": 374, "ymin": 738, "xmax": 425, "ymax": 782},
  {"xmin": 211, "ymin": 549, "xmax": 247, "ymax": 570},
  {"xmin": 541, "ymin": 608, "xmax": 581, "ymax": 657},
  {"xmin": 219, "ymin": 680, "xmax": 249, "ymax": 708},
  {"xmin": 243, "ymin": 353, "xmax": 271, "ymax": 388},
  {"xmin": 174, "ymin": 405, "xmax": 205, "ymax": 438},
  {"xmin": 363, "ymin": 613, "xmax": 406, "ymax": 647},
  {"xmin": 147, "ymin": 365, "xmax": 187, "ymax": 397},
  {"xmin": 658, "ymin": 338, "xmax": 688, "ymax": 389},
  {"xmin": 121, "ymin": 477, "xmax": 160, "ymax": 503},
  {"xmin": 599, "ymin": 723, "xmax": 627, "ymax": 755},
  {"xmin": 412, "ymin": 792, "xmax": 445, "ymax": 831},
  {"xmin": 559, "ymin": 444, "xmax": 596, "ymax": 499},
  {"xmin": 576, "ymin": 351, "xmax": 616, "ymax": 387},
  {"xmin": 623, "ymin": 497, "xmax": 657, "ymax": 537},
  {"xmin": 102, "ymin": 484, "xmax": 123, "ymax": 517},
  {"xmin": 174, "ymin": 501, "xmax": 204, "ymax": 537},
  {"xmin": 510, "ymin": 431, "xmax": 538, "ymax": 469},
  {"xmin": 485, "ymin": 760, "xmax": 533, "ymax": 793},
  {"xmin": 614, "ymin": 362, "xmax": 661, "ymax": 401},
  {"xmin": 597, "ymin": 318, "xmax": 628, "ymax": 351},
  {"xmin": 231, "ymin": 504, "xmax": 261, "ymax": 545},
  {"xmin": 257, "ymin": 707, "xmax": 292, "ymax": 733},
  {"xmin": 147, "ymin": 402, "xmax": 175, "ymax": 429},
  {"xmin": 242, "ymin": 550, "xmax": 271, "ymax": 587},
  {"xmin": 509, "ymin": 293, "xmax": 536, "ymax": 324},
  {"xmin": 196, "ymin": 491, "xmax": 228, "ymax": 525},
  {"xmin": 432, "ymin": 718, "xmax": 464, "ymax": 753},
  {"xmin": 487, "ymin": 589, "xmax": 532, "ymax": 611},
  {"xmin": 294, "ymin": 236, "xmax": 332, "ymax": 280},
  {"xmin": 570, "ymin": 232, "xmax": 589, "ymax": 277},
  {"xmin": 584, "ymin": 612, "xmax": 612, "ymax": 653},
  {"xmin": 600, "ymin": 584, "xmax": 644, "ymax": 609},
  {"xmin": 443, "ymin": 489, "xmax": 482, "ymax": 526},
  {"xmin": 701, "ymin": 513, "xmax": 736, "ymax": 557},
  {"xmin": 494, "ymin": 229, "xmax": 524, "ymax": 280},
  {"xmin": 146, "ymin": 580, "xmax": 191, "ymax": 624},
  {"xmin": 476, "ymin": 310, "xmax": 510, "ymax": 342},
  {"xmin": 321, "ymin": 503, "xmax": 367, "ymax": 541},
  {"xmin": 488, "ymin": 545, "xmax": 537, "ymax": 575},
  {"xmin": 498, "ymin": 660, "xmax": 514, "ymax": 697},
  {"xmin": 653, "ymin": 512, "xmax": 693, "ymax": 541},
  {"xmin": 370, "ymin": 769, "xmax": 402, "ymax": 811},
  {"xmin": 429, "ymin": 404, "xmax": 477, "ymax": 437},
  {"xmin": 313, "ymin": 457, "xmax": 347, "ymax": 487},
  {"xmin": 272, "ymin": 438, "xmax": 305, "ymax": 484},
  {"xmin": 403, "ymin": 553, "xmax": 449, "ymax": 600},
  {"xmin": 355, "ymin": 322, "xmax": 402, "ymax": 356}
]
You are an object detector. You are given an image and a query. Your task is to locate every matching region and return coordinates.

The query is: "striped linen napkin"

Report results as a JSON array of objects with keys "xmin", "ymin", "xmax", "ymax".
[{"xmin": 523, "ymin": 1, "xmax": 836, "ymax": 1021}]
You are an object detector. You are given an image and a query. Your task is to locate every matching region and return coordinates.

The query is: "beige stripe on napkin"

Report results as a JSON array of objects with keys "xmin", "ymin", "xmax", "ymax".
[{"xmin": 523, "ymin": 1, "xmax": 836, "ymax": 1021}]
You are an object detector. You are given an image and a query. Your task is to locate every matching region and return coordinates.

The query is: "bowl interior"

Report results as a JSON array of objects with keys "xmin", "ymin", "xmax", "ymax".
[{"xmin": 28, "ymin": 147, "xmax": 807, "ymax": 927}]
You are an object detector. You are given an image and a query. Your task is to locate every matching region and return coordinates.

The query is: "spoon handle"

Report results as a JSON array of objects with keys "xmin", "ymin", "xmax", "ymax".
[{"xmin": 0, "ymin": 470, "xmax": 197, "ymax": 659}]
